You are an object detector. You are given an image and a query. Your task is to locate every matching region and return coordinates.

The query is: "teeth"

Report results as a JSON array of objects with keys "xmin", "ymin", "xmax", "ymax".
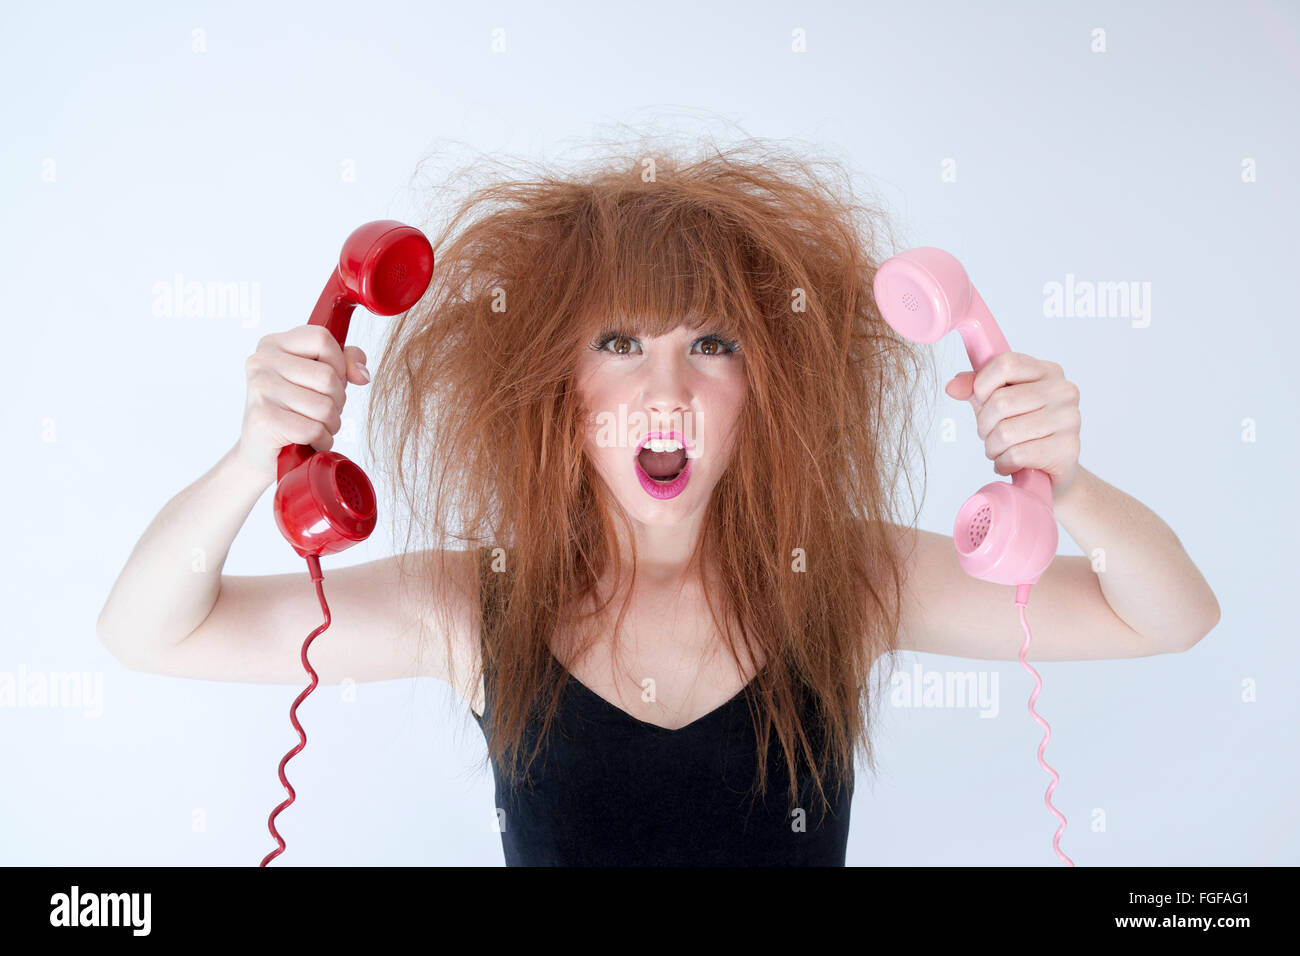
[{"xmin": 643, "ymin": 438, "xmax": 684, "ymax": 453}]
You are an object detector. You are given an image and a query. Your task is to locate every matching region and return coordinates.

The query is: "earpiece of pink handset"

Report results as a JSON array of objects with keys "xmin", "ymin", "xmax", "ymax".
[{"xmin": 872, "ymin": 247, "xmax": 1058, "ymax": 604}]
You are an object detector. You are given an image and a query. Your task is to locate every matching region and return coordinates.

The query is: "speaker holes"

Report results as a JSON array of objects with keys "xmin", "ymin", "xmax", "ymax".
[
  {"xmin": 901, "ymin": 291, "xmax": 919, "ymax": 312},
  {"xmin": 389, "ymin": 262, "xmax": 408, "ymax": 285},
  {"xmin": 334, "ymin": 464, "xmax": 373, "ymax": 520},
  {"xmin": 336, "ymin": 472, "xmax": 361, "ymax": 513},
  {"xmin": 968, "ymin": 504, "xmax": 991, "ymax": 549}
]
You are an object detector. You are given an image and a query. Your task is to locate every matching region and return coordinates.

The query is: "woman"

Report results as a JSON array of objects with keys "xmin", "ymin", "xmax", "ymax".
[{"xmin": 96, "ymin": 136, "xmax": 1221, "ymax": 866}]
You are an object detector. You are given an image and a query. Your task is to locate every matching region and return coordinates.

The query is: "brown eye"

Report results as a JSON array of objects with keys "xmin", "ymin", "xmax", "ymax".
[
  {"xmin": 589, "ymin": 332, "xmax": 640, "ymax": 356},
  {"xmin": 692, "ymin": 335, "xmax": 739, "ymax": 356}
]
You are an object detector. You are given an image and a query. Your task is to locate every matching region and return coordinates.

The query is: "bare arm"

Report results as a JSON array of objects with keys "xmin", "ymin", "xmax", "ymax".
[
  {"xmin": 96, "ymin": 441, "xmax": 271, "ymax": 670},
  {"xmin": 889, "ymin": 466, "xmax": 1221, "ymax": 661},
  {"xmin": 150, "ymin": 547, "xmax": 478, "ymax": 687},
  {"xmin": 1047, "ymin": 463, "xmax": 1220, "ymax": 646},
  {"xmin": 95, "ymin": 439, "xmax": 479, "ymax": 687},
  {"xmin": 96, "ymin": 325, "xmax": 479, "ymax": 690}
]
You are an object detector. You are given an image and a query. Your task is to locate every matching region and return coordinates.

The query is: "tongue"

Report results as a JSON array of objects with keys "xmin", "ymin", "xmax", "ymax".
[{"xmin": 638, "ymin": 446, "xmax": 687, "ymax": 479}]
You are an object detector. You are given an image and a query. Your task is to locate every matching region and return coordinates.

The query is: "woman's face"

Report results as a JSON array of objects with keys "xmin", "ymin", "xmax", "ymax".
[{"xmin": 574, "ymin": 323, "xmax": 747, "ymax": 528}]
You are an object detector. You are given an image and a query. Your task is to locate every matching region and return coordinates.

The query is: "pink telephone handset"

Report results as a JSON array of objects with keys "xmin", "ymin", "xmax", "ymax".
[{"xmin": 873, "ymin": 247, "xmax": 1074, "ymax": 867}]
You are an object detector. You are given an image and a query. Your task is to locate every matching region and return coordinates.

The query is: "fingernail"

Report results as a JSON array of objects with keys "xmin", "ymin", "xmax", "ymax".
[{"xmin": 356, "ymin": 363, "xmax": 370, "ymax": 383}]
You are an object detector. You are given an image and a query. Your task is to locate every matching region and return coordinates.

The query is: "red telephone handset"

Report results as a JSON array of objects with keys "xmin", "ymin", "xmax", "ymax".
[
  {"xmin": 273, "ymin": 220, "xmax": 435, "ymax": 561},
  {"xmin": 261, "ymin": 221, "xmax": 434, "ymax": 867}
]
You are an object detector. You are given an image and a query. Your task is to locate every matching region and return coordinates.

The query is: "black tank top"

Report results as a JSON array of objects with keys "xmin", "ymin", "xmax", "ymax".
[{"xmin": 471, "ymin": 549, "xmax": 854, "ymax": 866}]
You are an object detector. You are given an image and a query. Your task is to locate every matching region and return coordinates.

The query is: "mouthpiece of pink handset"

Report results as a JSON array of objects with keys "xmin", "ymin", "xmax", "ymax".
[{"xmin": 872, "ymin": 247, "xmax": 1058, "ymax": 596}]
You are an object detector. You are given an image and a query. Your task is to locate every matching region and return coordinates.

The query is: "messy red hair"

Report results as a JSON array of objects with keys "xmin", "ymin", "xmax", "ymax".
[{"xmin": 366, "ymin": 131, "xmax": 936, "ymax": 818}]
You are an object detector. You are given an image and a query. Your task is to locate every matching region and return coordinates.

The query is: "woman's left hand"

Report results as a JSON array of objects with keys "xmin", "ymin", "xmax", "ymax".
[{"xmin": 945, "ymin": 352, "xmax": 1081, "ymax": 502}]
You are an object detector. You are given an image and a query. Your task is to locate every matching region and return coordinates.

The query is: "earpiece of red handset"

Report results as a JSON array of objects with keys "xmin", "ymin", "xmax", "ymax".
[
  {"xmin": 872, "ymin": 247, "xmax": 1058, "ymax": 603},
  {"xmin": 272, "ymin": 220, "xmax": 435, "ymax": 559}
]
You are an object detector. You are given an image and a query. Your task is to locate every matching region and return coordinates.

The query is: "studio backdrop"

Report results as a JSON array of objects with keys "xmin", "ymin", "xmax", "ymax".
[{"xmin": 2, "ymin": 0, "xmax": 1295, "ymax": 866}]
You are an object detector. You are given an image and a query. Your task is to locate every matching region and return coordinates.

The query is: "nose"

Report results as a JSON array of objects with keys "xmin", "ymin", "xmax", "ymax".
[{"xmin": 640, "ymin": 348, "xmax": 692, "ymax": 419}]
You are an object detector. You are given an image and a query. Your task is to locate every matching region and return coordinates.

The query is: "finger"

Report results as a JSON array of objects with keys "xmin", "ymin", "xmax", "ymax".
[
  {"xmin": 991, "ymin": 432, "xmax": 1071, "ymax": 477},
  {"xmin": 975, "ymin": 382, "xmax": 1049, "ymax": 441},
  {"xmin": 945, "ymin": 371, "xmax": 974, "ymax": 400},
  {"xmin": 265, "ymin": 403, "xmax": 335, "ymax": 453},
  {"xmin": 266, "ymin": 381, "xmax": 344, "ymax": 437},
  {"xmin": 269, "ymin": 352, "xmax": 347, "ymax": 407},
  {"xmin": 983, "ymin": 406, "xmax": 1068, "ymax": 462},
  {"xmin": 343, "ymin": 345, "xmax": 371, "ymax": 385},
  {"xmin": 274, "ymin": 325, "xmax": 348, "ymax": 384},
  {"xmin": 971, "ymin": 352, "xmax": 1049, "ymax": 408}
]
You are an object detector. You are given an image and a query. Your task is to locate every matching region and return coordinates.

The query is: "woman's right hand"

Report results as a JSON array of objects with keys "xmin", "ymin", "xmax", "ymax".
[{"xmin": 234, "ymin": 325, "xmax": 372, "ymax": 485}]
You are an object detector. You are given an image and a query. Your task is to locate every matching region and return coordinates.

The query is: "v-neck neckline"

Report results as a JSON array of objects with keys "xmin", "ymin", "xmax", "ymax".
[{"xmin": 545, "ymin": 644, "xmax": 763, "ymax": 735}]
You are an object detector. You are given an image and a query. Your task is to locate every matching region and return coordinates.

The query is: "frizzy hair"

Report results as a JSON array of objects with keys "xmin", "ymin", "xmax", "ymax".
[{"xmin": 365, "ymin": 131, "xmax": 936, "ymax": 820}]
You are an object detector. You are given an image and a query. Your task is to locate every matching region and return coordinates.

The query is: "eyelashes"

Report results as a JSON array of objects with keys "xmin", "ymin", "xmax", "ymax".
[{"xmin": 588, "ymin": 329, "xmax": 742, "ymax": 357}]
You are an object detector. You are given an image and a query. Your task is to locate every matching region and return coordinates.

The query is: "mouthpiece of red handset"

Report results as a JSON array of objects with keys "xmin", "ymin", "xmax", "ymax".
[
  {"xmin": 872, "ymin": 247, "xmax": 1057, "ymax": 592},
  {"xmin": 272, "ymin": 221, "xmax": 435, "ymax": 558}
]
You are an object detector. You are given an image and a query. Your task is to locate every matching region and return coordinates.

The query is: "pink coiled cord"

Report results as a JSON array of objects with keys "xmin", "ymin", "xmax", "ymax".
[
  {"xmin": 1014, "ymin": 592, "xmax": 1074, "ymax": 867},
  {"xmin": 260, "ymin": 554, "xmax": 330, "ymax": 867}
]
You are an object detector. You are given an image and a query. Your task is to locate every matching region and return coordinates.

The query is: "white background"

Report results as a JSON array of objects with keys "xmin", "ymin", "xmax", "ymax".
[{"xmin": 2, "ymin": 0, "xmax": 1295, "ymax": 865}]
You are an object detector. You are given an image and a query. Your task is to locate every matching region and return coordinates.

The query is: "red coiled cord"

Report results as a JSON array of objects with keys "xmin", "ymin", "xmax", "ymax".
[{"xmin": 259, "ymin": 554, "xmax": 330, "ymax": 867}]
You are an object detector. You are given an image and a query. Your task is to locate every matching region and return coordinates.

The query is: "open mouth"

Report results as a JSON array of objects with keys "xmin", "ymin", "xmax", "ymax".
[
  {"xmin": 633, "ymin": 433, "xmax": 692, "ymax": 499},
  {"xmin": 638, "ymin": 445, "xmax": 687, "ymax": 482}
]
